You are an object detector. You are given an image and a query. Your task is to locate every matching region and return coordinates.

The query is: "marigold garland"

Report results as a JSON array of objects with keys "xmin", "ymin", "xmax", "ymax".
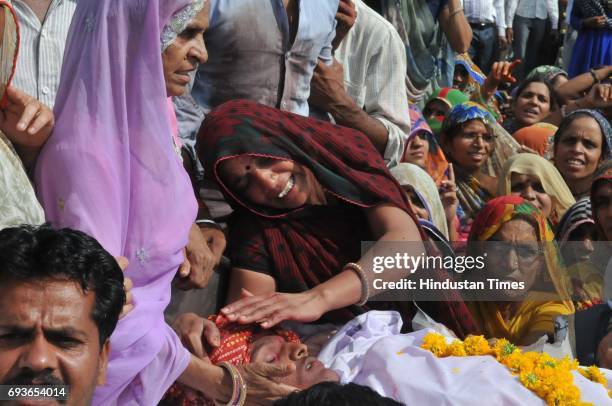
[
  {"xmin": 421, "ymin": 332, "xmax": 610, "ymax": 406},
  {"xmin": 579, "ymin": 366, "xmax": 607, "ymax": 386}
]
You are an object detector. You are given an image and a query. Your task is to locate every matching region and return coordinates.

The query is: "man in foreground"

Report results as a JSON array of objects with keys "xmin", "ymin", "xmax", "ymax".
[{"xmin": 0, "ymin": 225, "xmax": 125, "ymax": 405}]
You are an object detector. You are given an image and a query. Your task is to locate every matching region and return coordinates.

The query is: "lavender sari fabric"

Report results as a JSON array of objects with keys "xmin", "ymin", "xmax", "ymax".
[{"xmin": 35, "ymin": 0, "xmax": 202, "ymax": 404}]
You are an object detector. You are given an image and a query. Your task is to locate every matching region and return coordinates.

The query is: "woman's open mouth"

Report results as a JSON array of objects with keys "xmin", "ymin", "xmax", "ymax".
[
  {"xmin": 522, "ymin": 108, "xmax": 539, "ymax": 118},
  {"xmin": 278, "ymin": 175, "xmax": 295, "ymax": 198},
  {"xmin": 565, "ymin": 158, "xmax": 585, "ymax": 170},
  {"xmin": 468, "ymin": 151, "xmax": 485, "ymax": 161}
]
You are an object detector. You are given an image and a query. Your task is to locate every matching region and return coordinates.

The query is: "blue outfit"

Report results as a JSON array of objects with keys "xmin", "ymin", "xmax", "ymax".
[{"xmin": 568, "ymin": 0, "xmax": 612, "ymax": 77}]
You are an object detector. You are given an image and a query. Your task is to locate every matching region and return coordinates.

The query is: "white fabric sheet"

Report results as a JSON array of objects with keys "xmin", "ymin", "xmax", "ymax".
[{"xmin": 318, "ymin": 311, "xmax": 612, "ymax": 405}]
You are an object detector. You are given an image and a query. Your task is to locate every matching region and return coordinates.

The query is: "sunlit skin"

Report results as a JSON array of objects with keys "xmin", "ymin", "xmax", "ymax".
[
  {"xmin": 249, "ymin": 335, "xmax": 338, "ymax": 389},
  {"xmin": 553, "ymin": 116, "xmax": 604, "ymax": 196},
  {"xmin": 0, "ymin": 280, "xmax": 109, "ymax": 406},
  {"xmin": 404, "ymin": 133, "xmax": 429, "ymax": 168},
  {"xmin": 513, "ymin": 82, "xmax": 552, "ymax": 127},
  {"xmin": 161, "ymin": 4, "xmax": 209, "ymax": 97},
  {"xmin": 423, "ymin": 100, "xmax": 450, "ymax": 120},
  {"xmin": 218, "ymin": 156, "xmax": 327, "ymax": 210},
  {"xmin": 509, "ymin": 173, "xmax": 553, "ymax": 218},
  {"xmin": 592, "ymin": 183, "xmax": 612, "ymax": 241},
  {"xmin": 550, "ymin": 75, "xmax": 568, "ymax": 90},
  {"xmin": 445, "ymin": 119, "xmax": 495, "ymax": 172},
  {"xmin": 485, "ymin": 219, "xmax": 542, "ymax": 301}
]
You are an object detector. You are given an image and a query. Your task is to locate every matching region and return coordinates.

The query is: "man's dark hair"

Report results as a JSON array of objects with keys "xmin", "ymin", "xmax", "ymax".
[
  {"xmin": 273, "ymin": 382, "xmax": 404, "ymax": 406},
  {"xmin": 0, "ymin": 225, "xmax": 125, "ymax": 347}
]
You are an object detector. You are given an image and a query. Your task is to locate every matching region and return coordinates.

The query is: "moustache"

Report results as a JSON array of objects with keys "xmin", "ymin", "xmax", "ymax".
[{"xmin": 3, "ymin": 369, "xmax": 65, "ymax": 386}]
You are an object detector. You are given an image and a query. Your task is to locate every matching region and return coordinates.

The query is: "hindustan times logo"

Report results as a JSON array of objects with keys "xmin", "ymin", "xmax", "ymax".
[{"xmin": 372, "ymin": 253, "xmax": 487, "ymax": 274}]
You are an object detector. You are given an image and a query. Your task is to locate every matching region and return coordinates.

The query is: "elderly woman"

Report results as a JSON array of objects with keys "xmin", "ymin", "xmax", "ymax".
[
  {"xmin": 553, "ymin": 109, "xmax": 612, "ymax": 199},
  {"xmin": 35, "ymin": 1, "xmax": 295, "ymax": 404},
  {"xmin": 402, "ymin": 105, "xmax": 448, "ymax": 185},
  {"xmin": 197, "ymin": 99, "xmax": 478, "ymax": 338},
  {"xmin": 498, "ymin": 153, "xmax": 575, "ymax": 227},
  {"xmin": 466, "ymin": 196, "xmax": 575, "ymax": 345}
]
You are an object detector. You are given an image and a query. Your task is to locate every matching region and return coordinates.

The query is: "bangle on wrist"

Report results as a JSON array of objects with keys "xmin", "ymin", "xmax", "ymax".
[
  {"xmin": 344, "ymin": 262, "xmax": 369, "ymax": 306},
  {"xmin": 215, "ymin": 362, "xmax": 247, "ymax": 406},
  {"xmin": 196, "ymin": 219, "xmax": 223, "ymax": 231},
  {"xmin": 449, "ymin": 7, "xmax": 464, "ymax": 18}
]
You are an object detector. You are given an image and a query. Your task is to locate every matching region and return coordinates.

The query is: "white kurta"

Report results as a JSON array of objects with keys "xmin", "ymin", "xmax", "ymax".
[{"xmin": 317, "ymin": 311, "xmax": 612, "ymax": 406}]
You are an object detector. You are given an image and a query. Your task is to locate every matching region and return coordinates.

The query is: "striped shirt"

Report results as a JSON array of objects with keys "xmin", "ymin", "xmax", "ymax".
[
  {"xmin": 464, "ymin": 0, "xmax": 507, "ymax": 36},
  {"xmin": 506, "ymin": 0, "xmax": 559, "ymax": 29},
  {"xmin": 10, "ymin": 0, "xmax": 76, "ymax": 108},
  {"xmin": 335, "ymin": 0, "xmax": 410, "ymax": 168}
]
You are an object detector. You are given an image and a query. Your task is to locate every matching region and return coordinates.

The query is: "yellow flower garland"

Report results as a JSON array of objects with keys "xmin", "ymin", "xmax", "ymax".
[{"xmin": 421, "ymin": 332, "xmax": 610, "ymax": 406}]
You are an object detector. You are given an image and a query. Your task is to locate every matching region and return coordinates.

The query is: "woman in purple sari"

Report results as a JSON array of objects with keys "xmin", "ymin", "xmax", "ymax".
[{"xmin": 35, "ymin": 0, "xmax": 294, "ymax": 404}]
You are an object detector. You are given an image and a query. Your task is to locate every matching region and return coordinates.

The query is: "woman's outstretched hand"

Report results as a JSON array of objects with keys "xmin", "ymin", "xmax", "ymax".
[
  {"xmin": 482, "ymin": 60, "xmax": 521, "ymax": 99},
  {"xmin": 0, "ymin": 86, "xmax": 54, "ymax": 167},
  {"xmin": 173, "ymin": 312, "xmax": 221, "ymax": 361},
  {"xmin": 221, "ymin": 289, "xmax": 327, "ymax": 328},
  {"xmin": 176, "ymin": 223, "xmax": 220, "ymax": 290}
]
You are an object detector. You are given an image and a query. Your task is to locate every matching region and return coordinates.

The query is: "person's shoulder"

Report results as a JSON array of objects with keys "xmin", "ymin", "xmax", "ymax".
[
  {"xmin": 307, "ymin": 0, "xmax": 340, "ymax": 18},
  {"xmin": 355, "ymin": 0, "xmax": 401, "ymax": 36},
  {"xmin": 347, "ymin": 1, "xmax": 404, "ymax": 52}
]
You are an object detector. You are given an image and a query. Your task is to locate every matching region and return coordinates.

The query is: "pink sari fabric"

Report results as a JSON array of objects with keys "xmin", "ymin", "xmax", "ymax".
[{"xmin": 35, "ymin": 1, "xmax": 200, "ymax": 404}]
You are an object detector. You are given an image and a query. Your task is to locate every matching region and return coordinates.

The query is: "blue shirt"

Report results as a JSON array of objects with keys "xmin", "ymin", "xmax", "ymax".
[{"xmin": 191, "ymin": 0, "xmax": 338, "ymax": 116}]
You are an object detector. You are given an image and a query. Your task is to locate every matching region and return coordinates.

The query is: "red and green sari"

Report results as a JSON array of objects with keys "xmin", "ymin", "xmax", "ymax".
[{"xmin": 198, "ymin": 99, "xmax": 478, "ymax": 338}]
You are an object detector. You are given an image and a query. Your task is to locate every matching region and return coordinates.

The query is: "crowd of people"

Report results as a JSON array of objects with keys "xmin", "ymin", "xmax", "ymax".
[{"xmin": 0, "ymin": 0, "xmax": 611, "ymax": 405}]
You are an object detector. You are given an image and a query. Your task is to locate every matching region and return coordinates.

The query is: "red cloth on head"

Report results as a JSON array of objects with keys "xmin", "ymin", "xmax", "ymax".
[
  {"xmin": 208, "ymin": 314, "xmax": 301, "ymax": 365},
  {"xmin": 161, "ymin": 314, "xmax": 301, "ymax": 406},
  {"xmin": 511, "ymin": 123, "xmax": 557, "ymax": 157},
  {"xmin": 197, "ymin": 100, "xmax": 478, "ymax": 338}
]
